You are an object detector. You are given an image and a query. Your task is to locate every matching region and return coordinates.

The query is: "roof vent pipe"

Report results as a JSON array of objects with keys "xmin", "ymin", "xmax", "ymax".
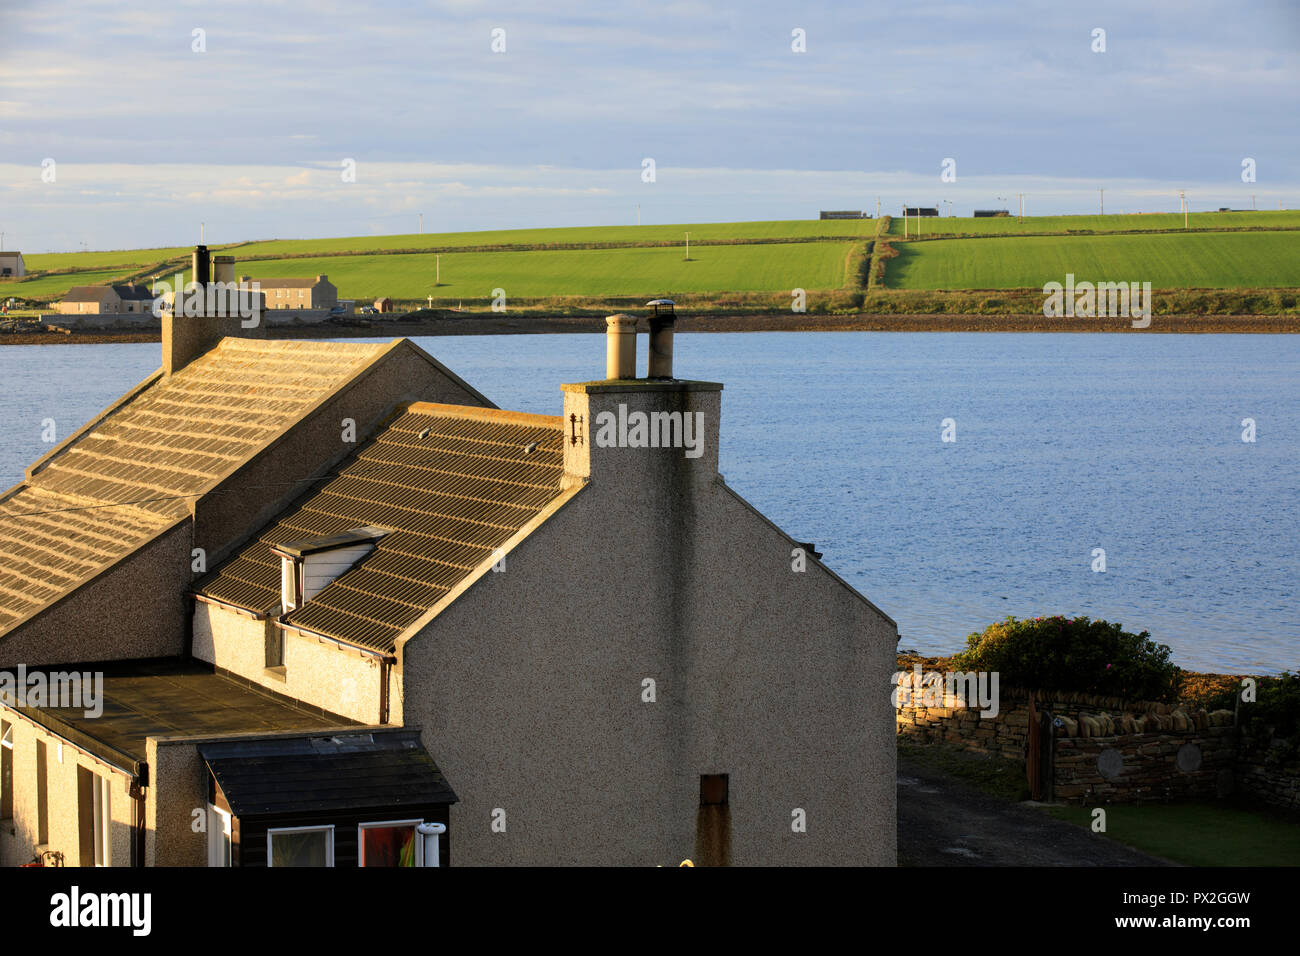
[
  {"xmin": 418, "ymin": 822, "xmax": 447, "ymax": 867},
  {"xmin": 605, "ymin": 313, "xmax": 637, "ymax": 379},
  {"xmin": 646, "ymin": 298, "xmax": 675, "ymax": 379}
]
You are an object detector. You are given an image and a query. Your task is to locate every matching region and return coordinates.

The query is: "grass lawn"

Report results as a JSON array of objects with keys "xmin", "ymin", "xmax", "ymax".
[
  {"xmin": 897, "ymin": 739, "xmax": 1031, "ymax": 802},
  {"xmin": 233, "ymin": 219, "xmax": 878, "ymax": 257},
  {"xmin": 884, "ymin": 230, "xmax": 1300, "ymax": 290},
  {"xmin": 885, "ymin": 210, "xmax": 1300, "ymax": 236},
  {"xmin": 235, "ymin": 241, "xmax": 858, "ymax": 300},
  {"xmin": 1044, "ymin": 801, "xmax": 1300, "ymax": 866}
]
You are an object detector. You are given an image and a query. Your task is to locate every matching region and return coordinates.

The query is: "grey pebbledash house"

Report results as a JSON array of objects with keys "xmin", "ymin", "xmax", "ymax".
[{"xmin": 0, "ymin": 247, "xmax": 897, "ymax": 867}]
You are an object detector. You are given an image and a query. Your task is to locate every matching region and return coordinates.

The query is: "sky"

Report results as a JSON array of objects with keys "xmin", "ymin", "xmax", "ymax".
[{"xmin": 1, "ymin": 0, "xmax": 1298, "ymax": 252}]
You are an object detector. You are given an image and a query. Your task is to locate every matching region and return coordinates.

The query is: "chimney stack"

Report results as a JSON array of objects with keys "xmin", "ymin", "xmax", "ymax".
[
  {"xmin": 605, "ymin": 314, "xmax": 637, "ymax": 379},
  {"xmin": 163, "ymin": 245, "xmax": 261, "ymax": 377}
]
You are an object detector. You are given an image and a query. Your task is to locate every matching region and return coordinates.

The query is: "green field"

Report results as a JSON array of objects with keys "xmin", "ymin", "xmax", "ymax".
[
  {"xmin": 5, "ymin": 211, "xmax": 1297, "ymax": 314},
  {"xmin": 886, "ymin": 210, "xmax": 1300, "ymax": 236},
  {"xmin": 884, "ymin": 231, "xmax": 1300, "ymax": 290},
  {"xmin": 0, "ymin": 267, "xmax": 148, "ymax": 300},
  {"xmin": 234, "ymin": 219, "xmax": 878, "ymax": 258},
  {"xmin": 237, "ymin": 241, "xmax": 858, "ymax": 300},
  {"xmin": 20, "ymin": 245, "xmax": 199, "ymax": 272}
]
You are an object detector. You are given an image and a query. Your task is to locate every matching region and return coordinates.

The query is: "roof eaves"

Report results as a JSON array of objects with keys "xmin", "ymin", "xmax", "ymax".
[{"xmin": 277, "ymin": 618, "xmax": 396, "ymax": 660}]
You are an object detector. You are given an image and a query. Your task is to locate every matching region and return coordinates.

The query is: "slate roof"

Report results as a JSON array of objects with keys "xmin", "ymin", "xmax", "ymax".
[
  {"xmin": 61, "ymin": 285, "xmax": 117, "ymax": 303},
  {"xmin": 111, "ymin": 283, "xmax": 155, "ymax": 301},
  {"xmin": 0, "ymin": 338, "xmax": 391, "ymax": 636},
  {"xmin": 197, "ymin": 402, "xmax": 566, "ymax": 653},
  {"xmin": 7, "ymin": 658, "xmax": 353, "ymax": 768},
  {"xmin": 200, "ymin": 730, "xmax": 456, "ymax": 816}
]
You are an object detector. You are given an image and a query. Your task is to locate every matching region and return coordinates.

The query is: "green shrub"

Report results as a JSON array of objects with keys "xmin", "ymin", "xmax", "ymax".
[
  {"xmin": 1207, "ymin": 672, "xmax": 1300, "ymax": 749},
  {"xmin": 950, "ymin": 615, "xmax": 1182, "ymax": 701}
]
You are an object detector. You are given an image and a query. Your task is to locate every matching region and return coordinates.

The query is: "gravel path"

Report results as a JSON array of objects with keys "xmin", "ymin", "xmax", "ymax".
[{"xmin": 897, "ymin": 755, "xmax": 1174, "ymax": 866}]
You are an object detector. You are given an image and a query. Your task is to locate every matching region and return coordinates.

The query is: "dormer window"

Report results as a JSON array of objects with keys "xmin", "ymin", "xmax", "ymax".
[{"xmin": 272, "ymin": 526, "xmax": 388, "ymax": 613}]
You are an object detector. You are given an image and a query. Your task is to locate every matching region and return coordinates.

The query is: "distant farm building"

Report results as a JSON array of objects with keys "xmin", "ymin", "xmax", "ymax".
[
  {"xmin": 819, "ymin": 211, "xmax": 868, "ymax": 220},
  {"xmin": 902, "ymin": 207, "xmax": 939, "ymax": 217},
  {"xmin": 248, "ymin": 274, "xmax": 338, "ymax": 311},
  {"xmin": 57, "ymin": 283, "xmax": 155, "ymax": 315},
  {"xmin": 0, "ymin": 252, "xmax": 25, "ymax": 277},
  {"xmin": 973, "ymin": 209, "xmax": 1011, "ymax": 218},
  {"xmin": 374, "ymin": 297, "xmax": 394, "ymax": 313}
]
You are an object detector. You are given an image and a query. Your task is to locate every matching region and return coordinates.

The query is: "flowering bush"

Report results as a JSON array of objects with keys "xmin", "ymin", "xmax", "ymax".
[{"xmin": 950, "ymin": 615, "xmax": 1182, "ymax": 702}]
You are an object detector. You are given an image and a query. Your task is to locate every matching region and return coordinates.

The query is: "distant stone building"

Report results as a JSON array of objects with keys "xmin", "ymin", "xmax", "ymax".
[
  {"xmin": 973, "ymin": 209, "xmax": 1011, "ymax": 218},
  {"xmin": 0, "ymin": 252, "xmax": 25, "ymax": 277},
  {"xmin": 374, "ymin": 297, "xmax": 394, "ymax": 313},
  {"xmin": 57, "ymin": 284, "xmax": 155, "ymax": 314},
  {"xmin": 249, "ymin": 274, "xmax": 338, "ymax": 311},
  {"xmin": 902, "ymin": 207, "xmax": 939, "ymax": 217}
]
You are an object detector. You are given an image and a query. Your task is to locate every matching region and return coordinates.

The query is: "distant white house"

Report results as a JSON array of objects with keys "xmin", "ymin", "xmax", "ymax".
[{"xmin": 0, "ymin": 252, "xmax": 25, "ymax": 278}]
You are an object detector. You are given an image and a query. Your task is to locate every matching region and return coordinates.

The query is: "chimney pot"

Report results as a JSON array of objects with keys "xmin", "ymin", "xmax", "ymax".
[
  {"xmin": 646, "ymin": 299, "xmax": 676, "ymax": 379},
  {"xmin": 605, "ymin": 314, "xmax": 637, "ymax": 380}
]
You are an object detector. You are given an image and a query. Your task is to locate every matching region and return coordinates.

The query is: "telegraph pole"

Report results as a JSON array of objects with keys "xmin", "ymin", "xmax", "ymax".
[
  {"xmin": 419, "ymin": 212, "xmax": 423, "ymax": 234},
  {"xmin": 1018, "ymin": 193, "xmax": 1025, "ymax": 222},
  {"xmin": 1099, "ymin": 188, "xmax": 1104, "ymax": 215},
  {"xmin": 903, "ymin": 204, "xmax": 908, "ymax": 238},
  {"xmin": 876, "ymin": 196, "xmax": 881, "ymax": 218},
  {"xmin": 684, "ymin": 232, "xmax": 690, "ymax": 261}
]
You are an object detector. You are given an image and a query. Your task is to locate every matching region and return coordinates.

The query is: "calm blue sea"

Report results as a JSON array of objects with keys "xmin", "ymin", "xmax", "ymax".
[{"xmin": 1, "ymin": 332, "xmax": 1295, "ymax": 674}]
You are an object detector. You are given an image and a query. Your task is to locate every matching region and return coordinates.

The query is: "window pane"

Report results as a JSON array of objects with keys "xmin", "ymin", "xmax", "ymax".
[
  {"xmin": 271, "ymin": 829, "xmax": 329, "ymax": 867},
  {"xmin": 361, "ymin": 826, "xmax": 417, "ymax": 867}
]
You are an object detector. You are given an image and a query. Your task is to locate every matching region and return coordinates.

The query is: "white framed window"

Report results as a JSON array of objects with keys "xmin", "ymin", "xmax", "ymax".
[
  {"xmin": 267, "ymin": 825, "xmax": 334, "ymax": 867},
  {"xmin": 358, "ymin": 819, "xmax": 423, "ymax": 867},
  {"xmin": 92, "ymin": 774, "xmax": 110, "ymax": 866},
  {"xmin": 208, "ymin": 805, "xmax": 232, "ymax": 867}
]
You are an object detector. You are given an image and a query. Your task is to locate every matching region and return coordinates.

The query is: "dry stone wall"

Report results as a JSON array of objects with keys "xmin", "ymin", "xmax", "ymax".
[{"xmin": 897, "ymin": 685, "xmax": 1298, "ymax": 809}]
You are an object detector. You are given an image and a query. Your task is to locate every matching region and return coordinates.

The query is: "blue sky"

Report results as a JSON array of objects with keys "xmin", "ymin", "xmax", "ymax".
[{"xmin": 2, "ymin": 0, "xmax": 1297, "ymax": 252}]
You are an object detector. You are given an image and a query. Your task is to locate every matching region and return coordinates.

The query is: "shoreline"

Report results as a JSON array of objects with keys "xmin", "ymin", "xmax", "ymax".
[{"xmin": 1, "ymin": 311, "xmax": 1296, "ymax": 345}]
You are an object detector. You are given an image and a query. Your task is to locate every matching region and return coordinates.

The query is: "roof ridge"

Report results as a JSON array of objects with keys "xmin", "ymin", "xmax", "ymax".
[{"xmin": 401, "ymin": 401, "xmax": 563, "ymax": 428}]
